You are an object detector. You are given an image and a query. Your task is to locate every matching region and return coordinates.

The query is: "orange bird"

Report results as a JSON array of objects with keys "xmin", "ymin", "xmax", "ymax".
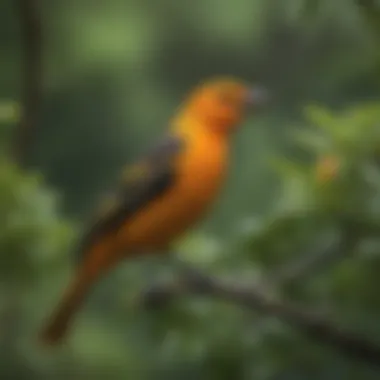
[{"xmin": 39, "ymin": 77, "xmax": 269, "ymax": 345}]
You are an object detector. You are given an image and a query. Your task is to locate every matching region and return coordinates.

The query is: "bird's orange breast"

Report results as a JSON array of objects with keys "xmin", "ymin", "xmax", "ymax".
[{"xmin": 117, "ymin": 125, "xmax": 228, "ymax": 252}]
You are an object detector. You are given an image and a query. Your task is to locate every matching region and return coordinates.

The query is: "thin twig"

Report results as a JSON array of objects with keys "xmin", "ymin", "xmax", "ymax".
[
  {"xmin": 13, "ymin": 0, "xmax": 42, "ymax": 166},
  {"xmin": 267, "ymin": 222, "xmax": 360, "ymax": 287},
  {"xmin": 141, "ymin": 270, "xmax": 380, "ymax": 368}
]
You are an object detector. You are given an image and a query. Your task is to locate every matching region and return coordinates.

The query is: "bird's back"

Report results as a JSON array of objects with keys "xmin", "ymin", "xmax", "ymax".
[{"xmin": 118, "ymin": 119, "xmax": 228, "ymax": 252}]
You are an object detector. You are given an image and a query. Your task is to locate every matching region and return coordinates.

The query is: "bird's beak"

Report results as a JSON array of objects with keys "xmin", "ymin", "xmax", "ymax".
[{"xmin": 246, "ymin": 87, "xmax": 271, "ymax": 109}]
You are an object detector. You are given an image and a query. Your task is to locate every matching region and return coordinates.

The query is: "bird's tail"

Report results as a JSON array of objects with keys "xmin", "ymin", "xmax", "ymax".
[
  {"xmin": 39, "ymin": 243, "xmax": 122, "ymax": 346},
  {"xmin": 38, "ymin": 271, "xmax": 94, "ymax": 346}
]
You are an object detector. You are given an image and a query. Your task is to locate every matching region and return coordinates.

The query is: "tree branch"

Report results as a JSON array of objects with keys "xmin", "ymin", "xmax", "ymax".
[
  {"xmin": 13, "ymin": 0, "xmax": 42, "ymax": 166},
  {"xmin": 141, "ymin": 270, "xmax": 380, "ymax": 368},
  {"xmin": 266, "ymin": 222, "xmax": 360, "ymax": 287}
]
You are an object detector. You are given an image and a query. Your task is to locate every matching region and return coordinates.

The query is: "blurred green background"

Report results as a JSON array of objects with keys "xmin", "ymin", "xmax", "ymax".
[{"xmin": 1, "ymin": 0, "xmax": 380, "ymax": 378}]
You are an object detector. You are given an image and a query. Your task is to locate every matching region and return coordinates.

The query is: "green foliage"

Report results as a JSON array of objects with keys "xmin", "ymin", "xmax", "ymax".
[
  {"xmin": 2, "ymin": 0, "xmax": 380, "ymax": 378},
  {"xmin": 0, "ymin": 158, "xmax": 75, "ymax": 378},
  {"xmin": 0, "ymin": 158, "xmax": 73, "ymax": 286},
  {"xmin": 303, "ymin": 103, "xmax": 380, "ymax": 156},
  {"xmin": 270, "ymin": 103, "xmax": 380, "ymax": 220},
  {"xmin": 224, "ymin": 101, "xmax": 380, "ymax": 378}
]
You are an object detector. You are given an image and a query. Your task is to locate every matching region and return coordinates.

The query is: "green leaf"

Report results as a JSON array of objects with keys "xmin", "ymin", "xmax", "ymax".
[
  {"xmin": 269, "ymin": 156, "xmax": 309, "ymax": 179},
  {"xmin": 304, "ymin": 104, "xmax": 337, "ymax": 134},
  {"xmin": 0, "ymin": 100, "xmax": 20, "ymax": 124},
  {"xmin": 292, "ymin": 128, "xmax": 332, "ymax": 154}
]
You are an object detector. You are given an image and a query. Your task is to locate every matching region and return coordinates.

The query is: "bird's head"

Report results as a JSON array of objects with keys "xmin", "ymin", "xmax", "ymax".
[{"xmin": 183, "ymin": 77, "xmax": 269, "ymax": 134}]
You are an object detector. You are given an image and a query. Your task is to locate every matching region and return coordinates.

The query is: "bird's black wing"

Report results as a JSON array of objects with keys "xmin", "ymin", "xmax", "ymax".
[{"xmin": 76, "ymin": 135, "xmax": 184, "ymax": 261}]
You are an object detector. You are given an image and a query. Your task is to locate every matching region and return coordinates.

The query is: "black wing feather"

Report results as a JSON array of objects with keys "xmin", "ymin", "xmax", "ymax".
[{"xmin": 76, "ymin": 135, "xmax": 184, "ymax": 261}]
